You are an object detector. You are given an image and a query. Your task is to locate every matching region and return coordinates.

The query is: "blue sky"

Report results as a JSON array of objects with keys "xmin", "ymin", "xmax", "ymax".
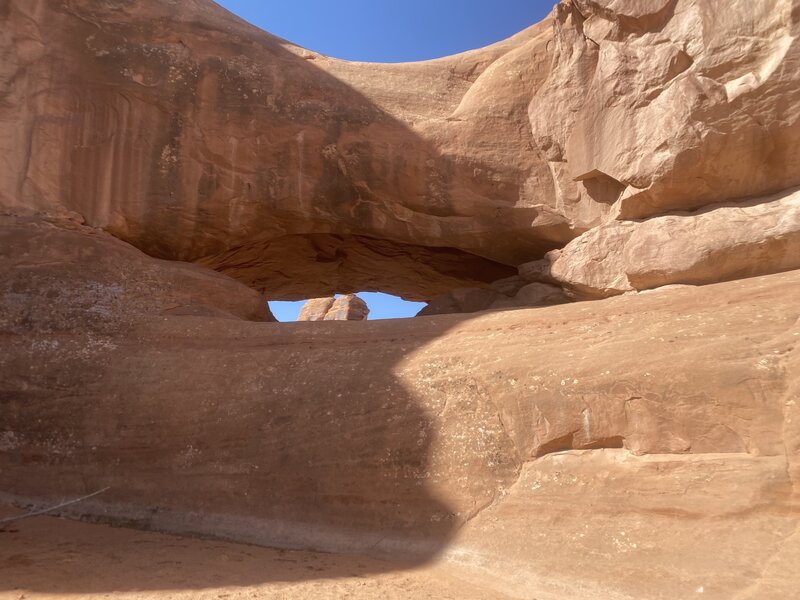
[
  {"xmin": 214, "ymin": 0, "xmax": 556, "ymax": 63},
  {"xmin": 218, "ymin": 1, "xmax": 556, "ymax": 319}
]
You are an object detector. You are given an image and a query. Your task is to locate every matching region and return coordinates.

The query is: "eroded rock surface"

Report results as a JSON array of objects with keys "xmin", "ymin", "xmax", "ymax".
[
  {"xmin": 0, "ymin": 213, "xmax": 271, "ymax": 326},
  {"xmin": 1, "ymin": 0, "xmax": 800, "ymax": 598},
  {"xmin": 324, "ymin": 294, "xmax": 370, "ymax": 321},
  {"xmin": 297, "ymin": 298, "xmax": 336, "ymax": 322},
  {"xmin": 417, "ymin": 281, "xmax": 569, "ymax": 316},
  {"xmin": 2, "ymin": 0, "xmax": 799, "ymax": 298},
  {"xmin": 298, "ymin": 294, "xmax": 370, "ymax": 321},
  {"xmin": 1, "ymin": 215, "xmax": 798, "ymax": 600},
  {"xmin": 523, "ymin": 187, "xmax": 800, "ymax": 298},
  {"xmin": 532, "ymin": 0, "xmax": 800, "ymax": 224}
]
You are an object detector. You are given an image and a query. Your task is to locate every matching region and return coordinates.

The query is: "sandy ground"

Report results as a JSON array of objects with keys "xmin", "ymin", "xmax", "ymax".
[{"xmin": 0, "ymin": 507, "xmax": 507, "ymax": 600}]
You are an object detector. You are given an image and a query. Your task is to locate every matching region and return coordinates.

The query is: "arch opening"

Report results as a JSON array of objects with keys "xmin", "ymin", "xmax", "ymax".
[{"xmin": 269, "ymin": 292, "xmax": 426, "ymax": 322}]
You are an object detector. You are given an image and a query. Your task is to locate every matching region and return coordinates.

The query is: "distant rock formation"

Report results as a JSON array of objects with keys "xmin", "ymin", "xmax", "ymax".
[
  {"xmin": 298, "ymin": 295, "xmax": 369, "ymax": 321},
  {"xmin": 297, "ymin": 298, "xmax": 336, "ymax": 321}
]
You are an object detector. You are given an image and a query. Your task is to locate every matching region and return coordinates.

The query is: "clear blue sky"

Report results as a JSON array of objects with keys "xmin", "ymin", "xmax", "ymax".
[
  {"xmin": 214, "ymin": 0, "xmax": 556, "ymax": 62},
  {"xmin": 220, "ymin": 0, "xmax": 555, "ymax": 319}
]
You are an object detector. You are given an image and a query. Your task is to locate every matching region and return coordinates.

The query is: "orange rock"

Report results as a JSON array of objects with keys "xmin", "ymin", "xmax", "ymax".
[
  {"xmin": 529, "ymin": 187, "xmax": 800, "ymax": 299},
  {"xmin": 323, "ymin": 294, "xmax": 370, "ymax": 321},
  {"xmin": 297, "ymin": 298, "xmax": 336, "ymax": 321},
  {"xmin": 298, "ymin": 295, "xmax": 370, "ymax": 321},
  {"xmin": 1, "ymin": 0, "xmax": 800, "ymax": 597},
  {"xmin": 3, "ymin": 0, "xmax": 797, "ymax": 298}
]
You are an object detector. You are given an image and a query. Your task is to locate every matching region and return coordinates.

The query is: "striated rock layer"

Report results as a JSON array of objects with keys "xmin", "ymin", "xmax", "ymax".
[
  {"xmin": 2, "ymin": 0, "xmax": 799, "ymax": 298},
  {"xmin": 1, "ymin": 215, "xmax": 798, "ymax": 598},
  {"xmin": 522, "ymin": 186, "xmax": 800, "ymax": 299}
]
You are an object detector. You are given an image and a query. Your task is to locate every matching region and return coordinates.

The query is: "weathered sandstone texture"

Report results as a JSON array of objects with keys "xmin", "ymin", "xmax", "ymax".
[
  {"xmin": 417, "ymin": 282, "xmax": 568, "ymax": 316},
  {"xmin": 324, "ymin": 294, "xmax": 370, "ymax": 321},
  {"xmin": 0, "ymin": 214, "xmax": 272, "ymax": 326},
  {"xmin": 1, "ymin": 215, "xmax": 798, "ymax": 599},
  {"xmin": 521, "ymin": 187, "xmax": 800, "ymax": 299},
  {"xmin": 298, "ymin": 294, "xmax": 369, "ymax": 321},
  {"xmin": 2, "ymin": 0, "xmax": 799, "ymax": 299},
  {"xmin": 297, "ymin": 297, "xmax": 336, "ymax": 321},
  {"xmin": 2, "ymin": 0, "xmax": 800, "ymax": 598}
]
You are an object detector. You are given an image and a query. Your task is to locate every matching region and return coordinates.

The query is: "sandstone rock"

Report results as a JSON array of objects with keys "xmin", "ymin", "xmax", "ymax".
[
  {"xmin": 488, "ymin": 282, "xmax": 569, "ymax": 311},
  {"xmin": 446, "ymin": 450, "xmax": 800, "ymax": 600},
  {"xmin": 420, "ymin": 281, "xmax": 568, "ymax": 316},
  {"xmin": 638, "ymin": 283, "xmax": 697, "ymax": 295},
  {"xmin": 416, "ymin": 287, "xmax": 504, "ymax": 317},
  {"xmin": 0, "ymin": 0, "xmax": 568, "ymax": 300},
  {"xmin": 298, "ymin": 294, "xmax": 369, "ymax": 321},
  {"xmin": 544, "ymin": 187, "xmax": 800, "ymax": 298},
  {"xmin": 1, "ymin": 216, "xmax": 798, "ymax": 597},
  {"xmin": 323, "ymin": 294, "xmax": 370, "ymax": 321},
  {"xmin": 489, "ymin": 275, "xmax": 529, "ymax": 296},
  {"xmin": 2, "ymin": 0, "xmax": 798, "ymax": 298},
  {"xmin": 0, "ymin": 214, "xmax": 272, "ymax": 328},
  {"xmin": 2, "ymin": 1, "xmax": 800, "ymax": 597},
  {"xmin": 512, "ymin": 282, "xmax": 569, "ymax": 307},
  {"xmin": 1, "ymin": 215, "xmax": 798, "ymax": 597},
  {"xmin": 517, "ymin": 250, "xmax": 561, "ymax": 285},
  {"xmin": 297, "ymin": 298, "xmax": 336, "ymax": 321},
  {"xmin": 531, "ymin": 0, "xmax": 800, "ymax": 224}
]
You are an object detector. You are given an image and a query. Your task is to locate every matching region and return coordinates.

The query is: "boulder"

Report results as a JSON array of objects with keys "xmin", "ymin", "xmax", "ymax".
[
  {"xmin": 297, "ymin": 298, "xmax": 336, "ymax": 321},
  {"xmin": 298, "ymin": 295, "xmax": 369, "ymax": 321},
  {"xmin": 323, "ymin": 294, "xmax": 370, "ymax": 321},
  {"xmin": 513, "ymin": 282, "xmax": 569, "ymax": 307},
  {"xmin": 518, "ymin": 251, "xmax": 561, "ymax": 285},
  {"xmin": 541, "ymin": 187, "xmax": 800, "ymax": 298},
  {"xmin": 489, "ymin": 275, "xmax": 529, "ymax": 296},
  {"xmin": 416, "ymin": 288, "xmax": 505, "ymax": 317}
]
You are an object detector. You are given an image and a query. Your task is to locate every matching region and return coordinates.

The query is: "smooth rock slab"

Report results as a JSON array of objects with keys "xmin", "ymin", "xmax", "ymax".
[{"xmin": 1, "ymin": 217, "xmax": 798, "ymax": 600}]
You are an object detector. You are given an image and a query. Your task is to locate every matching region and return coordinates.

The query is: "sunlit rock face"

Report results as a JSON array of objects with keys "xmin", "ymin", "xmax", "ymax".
[
  {"xmin": 1, "ymin": 213, "xmax": 798, "ymax": 598},
  {"xmin": 3, "ymin": 0, "xmax": 798, "ymax": 299},
  {"xmin": 323, "ymin": 294, "xmax": 370, "ymax": 321},
  {"xmin": 531, "ymin": 0, "xmax": 800, "ymax": 224},
  {"xmin": 0, "ymin": 0, "xmax": 564, "ymax": 300},
  {"xmin": 297, "ymin": 298, "xmax": 337, "ymax": 322},
  {"xmin": 520, "ymin": 187, "xmax": 800, "ymax": 299},
  {"xmin": 1, "ymin": 1, "xmax": 800, "ymax": 598},
  {"xmin": 298, "ymin": 294, "xmax": 369, "ymax": 321}
]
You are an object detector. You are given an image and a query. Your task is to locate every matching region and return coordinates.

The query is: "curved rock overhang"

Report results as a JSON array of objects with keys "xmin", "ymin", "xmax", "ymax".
[
  {"xmin": 0, "ymin": 0, "xmax": 572, "ymax": 300},
  {"xmin": 3, "ymin": 0, "xmax": 798, "ymax": 300}
]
